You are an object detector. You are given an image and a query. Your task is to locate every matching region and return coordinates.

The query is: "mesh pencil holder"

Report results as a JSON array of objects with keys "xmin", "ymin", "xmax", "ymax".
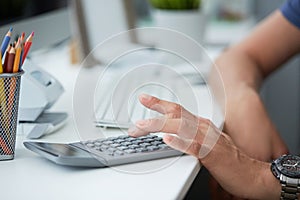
[{"xmin": 0, "ymin": 71, "xmax": 24, "ymax": 160}]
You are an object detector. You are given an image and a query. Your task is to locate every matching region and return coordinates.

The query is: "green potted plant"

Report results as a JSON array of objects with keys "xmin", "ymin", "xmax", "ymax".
[
  {"xmin": 149, "ymin": 0, "xmax": 201, "ymax": 10},
  {"xmin": 149, "ymin": 0, "xmax": 206, "ymax": 44}
]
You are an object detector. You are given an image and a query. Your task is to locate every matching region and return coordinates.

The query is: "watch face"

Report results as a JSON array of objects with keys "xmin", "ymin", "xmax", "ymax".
[{"xmin": 276, "ymin": 155, "xmax": 300, "ymax": 178}]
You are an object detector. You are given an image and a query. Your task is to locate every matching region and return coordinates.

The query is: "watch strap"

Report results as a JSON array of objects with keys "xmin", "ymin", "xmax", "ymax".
[{"xmin": 280, "ymin": 175, "xmax": 300, "ymax": 200}]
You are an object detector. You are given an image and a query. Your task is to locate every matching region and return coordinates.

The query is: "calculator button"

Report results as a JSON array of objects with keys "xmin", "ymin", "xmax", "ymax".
[
  {"xmin": 117, "ymin": 146, "xmax": 129, "ymax": 151},
  {"xmin": 86, "ymin": 143, "xmax": 95, "ymax": 148},
  {"xmin": 147, "ymin": 146, "xmax": 159, "ymax": 151},
  {"xmin": 94, "ymin": 142, "xmax": 102, "ymax": 146},
  {"xmin": 144, "ymin": 138, "xmax": 155, "ymax": 143},
  {"xmin": 138, "ymin": 136, "xmax": 148, "ymax": 140},
  {"xmin": 100, "ymin": 145, "xmax": 109, "ymax": 149},
  {"xmin": 107, "ymin": 148, "xmax": 116, "ymax": 153},
  {"xmin": 131, "ymin": 140, "xmax": 143, "ymax": 144},
  {"xmin": 124, "ymin": 149, "xmax": 136, "ymax": 154},
  {"xmin": 151, "ymin": 141, "xmax": 162, "ymax": 146},
  {"xmin": 125, "ymin": 137, "xmax": 136, "ymax": 142},
  {"xmin": 121, "ymin": 142, "xmax": 132, "ymax": 146},
  {"xmin": 102, "ymin": 141, "xmax": 113, "ymax": 145},
  {"xmin": 158, "ymin": 144, "xmax": 169, "ymax": 149},
  {"xmin": 94, "ymin": 147, "xmax": 102, "ymax": 151},
  {"xmin": 114, "ymin": 139, "xmax": 125, "ymax": 143},
  {"xmin": 128, "ymin": 144, "xmax": 139, "ymax": 149},
  {"xmin": 135, "ymin": 148, "xmax": 148, "ymax": 153},
  {"xmin": 139, "ymin": 143, "xmax": 151, "ymax": 147},
  {"xmin": 110, "ymin": 143, "xmax": 121, "ymax": 148}
]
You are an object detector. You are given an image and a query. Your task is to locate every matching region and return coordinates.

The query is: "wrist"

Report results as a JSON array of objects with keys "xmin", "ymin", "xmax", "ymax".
[
  {"xmin": 201, "ymin": 133, "xmax": 281, "ymax": 199},
  {"xmin": 258, "ymin": 163, "xmax": 281, "ymax": 200}
]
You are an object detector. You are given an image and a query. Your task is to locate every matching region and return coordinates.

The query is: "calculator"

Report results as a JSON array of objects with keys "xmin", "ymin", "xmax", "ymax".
[{"xmin": 23, "ymin": 135, "xmax": 183, "ymax": 167}]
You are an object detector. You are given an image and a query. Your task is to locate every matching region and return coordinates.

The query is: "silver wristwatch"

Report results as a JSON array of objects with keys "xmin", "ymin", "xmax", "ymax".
[{"xmin": 271, "ymin": 155, "xmax": 300, "ymax": 200}]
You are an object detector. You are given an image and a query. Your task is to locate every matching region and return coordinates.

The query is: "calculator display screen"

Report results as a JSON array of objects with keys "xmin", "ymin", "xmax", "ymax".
[{"xmin": 34, "ymin": 143, "xmax": 92, "ymax": 158}]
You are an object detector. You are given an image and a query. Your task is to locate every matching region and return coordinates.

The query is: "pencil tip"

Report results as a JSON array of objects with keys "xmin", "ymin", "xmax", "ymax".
[
  {"xmin": 31, "ymin": 32, "xmax": 35, "ymax": 37},
  {"xmin": 9, "ymin": 27, "xmax": 13, "ymax": 32}
]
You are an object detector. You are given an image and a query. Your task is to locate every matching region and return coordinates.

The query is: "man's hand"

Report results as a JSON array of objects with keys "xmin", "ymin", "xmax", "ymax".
[{"xmin": 128, "ymin": 94, "xmax": 281, "ymax": 200}]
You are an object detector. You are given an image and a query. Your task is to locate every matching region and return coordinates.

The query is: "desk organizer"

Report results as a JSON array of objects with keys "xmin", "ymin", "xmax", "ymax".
[{"xmin": 0, "ymin": 71, "xmax": 24, "ymax": 160}]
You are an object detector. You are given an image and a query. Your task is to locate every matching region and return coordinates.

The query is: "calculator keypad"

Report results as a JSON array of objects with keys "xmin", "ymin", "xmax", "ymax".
[{"xmin": 83, "ymin": 135, "xmax": 171, "ymax": 156}]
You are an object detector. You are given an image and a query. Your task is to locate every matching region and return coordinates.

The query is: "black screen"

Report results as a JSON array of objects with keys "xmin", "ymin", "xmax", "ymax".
[{"xmin": 0, "ymin": 0, "xmax": 68, "ymax": 25}]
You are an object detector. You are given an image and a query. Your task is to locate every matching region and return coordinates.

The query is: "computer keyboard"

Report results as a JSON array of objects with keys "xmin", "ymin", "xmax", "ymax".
[
  {"xmin": 94, "ymin": 63, "xmax": 206, "ymax": 129},
  {"xmin": 71, "ymin": 134, "xmax": 183, "ymax": 166}
]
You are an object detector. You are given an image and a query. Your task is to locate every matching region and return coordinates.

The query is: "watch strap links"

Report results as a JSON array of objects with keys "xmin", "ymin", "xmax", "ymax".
[{"xmin": 280, "ymin": 175, "xmax": 300, "ymax": 200}]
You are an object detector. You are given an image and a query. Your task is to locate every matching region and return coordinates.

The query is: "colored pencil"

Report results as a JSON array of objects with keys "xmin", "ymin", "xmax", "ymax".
[
  {"xmin": 0, "ymin": 28, "xmax": 36, "ymax": 158},
  {"xmin": 19, "ymin": 32, "xmax": 25, "ymax": 68},
  {"xmin": 5, "ymin": 47, "xmax": 16, "ymax": 73},
  {"xmin": 0, "ymin": 51, "xmax": 3, "ymax": 74},
  {"xmin": 21, "ymin": 32, "xmax": 34, "ymax": 64},
  {"xmin": 3, "ymin": 45, "xmax": 12, "ymax": 72},
  {"xmin": 13, "ymin": 38, "xmax": 21, "ymax": 73},
  {"xmin": 0, "ymin": 135, "xmax": 12, "ymax": 155},
  {"xmin": 0, "ymin": 27, "xmax": 13, "ymax": 58}
]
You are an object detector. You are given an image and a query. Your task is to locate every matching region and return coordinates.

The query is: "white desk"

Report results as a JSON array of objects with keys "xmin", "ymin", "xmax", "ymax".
[{"xmin": 0, "ymin": 43, "xmax": 215, "ymax": 200}]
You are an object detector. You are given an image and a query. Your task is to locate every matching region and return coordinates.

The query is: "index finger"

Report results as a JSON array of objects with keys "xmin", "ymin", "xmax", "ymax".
[
  {"xmin": 139, "ymin": 94, "xmax": 197, "ymax": 121},
  {"xmin": 129, "ymin": 117, "xmax": 200, "ymax": 141}
]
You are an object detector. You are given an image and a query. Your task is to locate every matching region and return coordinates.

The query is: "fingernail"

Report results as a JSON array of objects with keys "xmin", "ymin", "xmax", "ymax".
[{"xmin": 139, "ymin": 94, "xmax": 152, "ymax": 102}]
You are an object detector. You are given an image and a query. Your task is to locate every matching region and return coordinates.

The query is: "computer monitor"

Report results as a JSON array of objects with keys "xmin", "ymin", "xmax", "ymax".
[
  {"xmin": 0, "ymin": 0, "xmax": 71, "ymax": 52},
  {"xmin": 69, "ymin": 0, "xmax": 137, "ymax": 67}
]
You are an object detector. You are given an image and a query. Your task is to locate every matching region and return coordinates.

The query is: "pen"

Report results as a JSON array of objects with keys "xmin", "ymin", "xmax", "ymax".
[
  {"xmin": 22, "ymin": 31, "xmax": 34, "ymax": 65},
  {"xmin": 0, "ymin": 27, "xmax": 13, "ymax": 58}
]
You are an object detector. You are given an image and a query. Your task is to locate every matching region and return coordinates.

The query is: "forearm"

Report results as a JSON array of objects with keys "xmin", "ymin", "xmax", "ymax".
[
  {"xmin": 213, "ymin": 47, "xmax": 264, "ymax": 94},
  {"xmin": 210, "ymin": 10, "xmax": 300, "ymax": 105},
  {"xmin": 210, "ymin": 47, "xmax": 288, "ymax": 160},
  {"xmin": 201, "ymin": 133, "xmax": 281, "ymax": 200}
]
